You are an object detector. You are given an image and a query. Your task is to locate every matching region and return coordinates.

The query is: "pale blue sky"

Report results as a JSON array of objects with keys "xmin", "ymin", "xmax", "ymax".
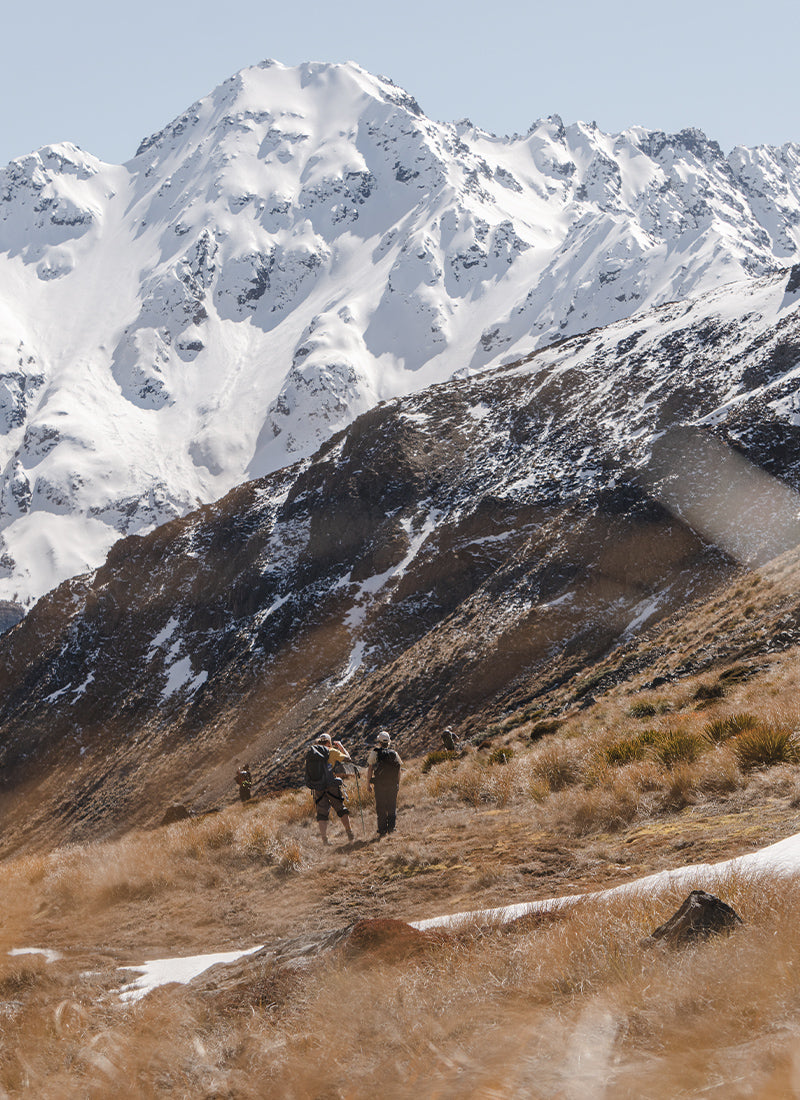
[{"xmin": 0, "ymin": 0, "xmax": 797, "ymax": 166}]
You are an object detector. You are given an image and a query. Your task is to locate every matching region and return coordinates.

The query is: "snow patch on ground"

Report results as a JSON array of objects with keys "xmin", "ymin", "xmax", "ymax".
[
  {"xmin": 104, "ymin": 830, "xmax": 800, "ymax": 1004},
  {"xmin": 7, "ymin": 948, "xmax": 62, "ymax": 963},
  {"xmin": 118, "ymin": 945, "xmax": 264, "ymax": 1003},
  {"xmin": 410, "ymin": 830, "xmax": 800, "ymax": 931}
]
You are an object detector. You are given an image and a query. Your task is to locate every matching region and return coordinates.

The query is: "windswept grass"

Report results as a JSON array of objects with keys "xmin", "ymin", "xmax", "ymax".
[
  {"xmin": 652, "ymin": 728, "xmax": 703, "ymax": 768},
  {"xmin": 703, "ymin": 711, "xmax": 760, "ymax": 743},
  {"xmin": 2, "ymin": 866, "xmax": 800, "ymax": 1097},
  {"xmin": 2, "ymin": 656, "xmax": 800, "ymax": 1096},
  {"xmin": 421, "ymin": 749, "xmax": 458, "ymax": 773}
]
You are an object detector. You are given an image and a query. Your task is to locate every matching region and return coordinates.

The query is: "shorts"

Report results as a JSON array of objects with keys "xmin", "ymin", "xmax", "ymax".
[{"xmin": 313, "ymin": 783, "xmax": 349, "ymax": 821}]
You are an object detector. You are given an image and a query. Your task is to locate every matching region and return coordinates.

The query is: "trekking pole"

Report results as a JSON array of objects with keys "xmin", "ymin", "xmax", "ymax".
[{"xmin": 354, "ymin": 770, "xmax": 366, "ymax": 837}]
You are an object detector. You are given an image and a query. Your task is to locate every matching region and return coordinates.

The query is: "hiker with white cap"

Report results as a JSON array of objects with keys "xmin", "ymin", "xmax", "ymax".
[{"xmin": 366, "ymin": 731, "xmax": 403, "ymax": 837}]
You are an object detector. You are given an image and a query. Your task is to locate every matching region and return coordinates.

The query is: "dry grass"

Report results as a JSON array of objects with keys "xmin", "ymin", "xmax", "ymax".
[
  {"xmin": 5, "ymin": 796, "xmax": 318, "ymax": 920},
  {"xmin": 3, "ymin": 865, "xmax": 800, "ymax": 1097},
  {"xmin": 421, "ymin": 699, "xmax": 800, "ymax": 834},
  {"xmin": 4, "ymin": 648, "xmax": 800, "ymax": 1096}
]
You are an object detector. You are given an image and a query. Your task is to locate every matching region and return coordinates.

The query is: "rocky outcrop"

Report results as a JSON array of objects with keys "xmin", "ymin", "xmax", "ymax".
[
  {"xmin": 647, "ymin": 891, "xmax": 744, "ymax": 947},
  {"xmin": 0, "ymin": 600, "xmax": 23, "ymax": 634}
]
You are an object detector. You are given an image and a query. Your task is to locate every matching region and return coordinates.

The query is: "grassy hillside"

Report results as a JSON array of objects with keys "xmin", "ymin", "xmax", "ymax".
[{"xmin": 4, "ymin": 552, "xmax": 800, "ymax": 1097}]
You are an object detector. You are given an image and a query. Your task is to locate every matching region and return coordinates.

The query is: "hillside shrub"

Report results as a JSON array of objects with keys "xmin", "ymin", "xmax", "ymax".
[
  {"xmin": 653, "ymin": 729, "xmax": 703, "ymax": 768},
  {"xmin": 575, "ymin": 672, "xmax": 604, "ymax": 699},
  {"xmin": 488, "ymin": 747, "xmax": 514, "ymax": 766},
  {"xmin": 421, "ymin": 749, "xmax": 458, "ymax": 774},
  {"xmin": 733, "ymin": 726, "xmax": 798, "ymax": 770},
  {"xmin": 696, "ymin": 749, "xmax": 742, "ymax": 795},
  {"xmin": 277, "ymin": 839, "xmax": 303, "ymax": 874},
  {"xmin": 629, "ymin": 701, "xmax": 658, "ymax": 718},
  {"xmin": 562, "ymin": 781, "xmax": 641, "ymax": 834},
  {"xmin": 503, "ymin": 704, "xmax": 543, "ymax": 730},
  {"xmin": 718, "ymin": 664, "xmax": 756, "ymax": 685},
  {"xmin": 703, "ymin": 713, "xmax": 759, "ymax": 744},
  {"xmin": 661, "ymin": 764, "xmax": 698, "ymax": 810},
  {"xmin": 693, "ymin": 682, "xmax": 725, "ymax": 703},
  {"xmin": 602, "ymin": 729, "xmax": 661, "ymax": 768},
  {"xmin": 454, "ymin": 762, "xmax": 485, "ymax": 807},
  {"xmin": 531, "ymin": 743, "xmax": 580, "ymax": 791}
]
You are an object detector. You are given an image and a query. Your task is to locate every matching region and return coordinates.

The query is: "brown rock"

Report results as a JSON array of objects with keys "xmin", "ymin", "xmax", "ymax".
[
  {"xmin": 647, "ymin": 889, "xmax": 743, "ymax": 947},
  {"xmin": 160, "ymin": 803, "xmax": 191, "ymax": 826},
  {"xmin": 342, "ymin": 918, "xmax": 448, "ymax": 962}
]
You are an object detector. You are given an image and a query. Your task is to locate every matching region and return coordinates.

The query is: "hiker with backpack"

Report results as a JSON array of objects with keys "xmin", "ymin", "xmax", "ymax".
[
  {"xmin": 366, "ymin": 731, "xmax": 402, "ymax": 837},
  {"xmin": 304, "ymin": 733, "xmax": 355, "ymax": 845}
]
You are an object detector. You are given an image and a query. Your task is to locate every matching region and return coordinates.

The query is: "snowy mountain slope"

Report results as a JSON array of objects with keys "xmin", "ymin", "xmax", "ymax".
[
  {"xmin": 1, "ymin": 60, "xmax": 800, "ymax": 605},
  {"xmin": 1, "ymin": 268, "xmax": 799, "ymax": 848}
]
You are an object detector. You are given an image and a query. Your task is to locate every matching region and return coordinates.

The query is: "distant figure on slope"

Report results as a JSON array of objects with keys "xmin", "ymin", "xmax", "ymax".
[
  {"xmin": 235, "ymin": 763, "xmax": 253, "ymax": 802},
  {"xmin": 441, "ymin": 726, "xmax": 460, "ymax": 752},
  {"xmin": 304, "ymin": 733, "xmax": 355, "ymax": 845},
  {"xmin": 366, "ymin": 731, "xmax": 402, "ymax": 837}
]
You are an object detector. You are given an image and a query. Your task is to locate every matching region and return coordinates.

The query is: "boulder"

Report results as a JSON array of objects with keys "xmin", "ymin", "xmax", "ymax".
[
  {"xmin": 647, "ymin": 889, "xmax": 743, "ymax": 947},
  {"xmin": 160, "ymin": 803, "xmax": 192, "ymax": 826},
  {"xmin": 342, "ymin": 918, "xmax": 447, "ymax": 962}
]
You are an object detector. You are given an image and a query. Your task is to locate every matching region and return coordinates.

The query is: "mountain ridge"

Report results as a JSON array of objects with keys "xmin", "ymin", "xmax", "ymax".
[
  {"xmin": 1, "ymin": 59, "xmax": 800, "ymax": 604},
  {"xmin": 1, "ymin": 267, "xmax": 799, "ymax": 852}
]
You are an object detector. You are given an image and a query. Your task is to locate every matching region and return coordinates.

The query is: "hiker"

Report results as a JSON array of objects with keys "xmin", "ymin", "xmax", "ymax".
[
  {"xmin": 304, "ymin": 733, "xmax": 355, "ymax": 844},
  {"xmin": 441, "ymin": 726, "xmax": 460, "ymax": 752},
  {"xmin": 366, "ymin": 731, "xmax": 402, "ymax": 837},
  {"xmin": 235, "ymin": 763, "xmax": 253, "ymax": 802}
]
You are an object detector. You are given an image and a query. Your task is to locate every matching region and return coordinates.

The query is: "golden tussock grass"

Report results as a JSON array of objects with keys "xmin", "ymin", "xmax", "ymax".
[
  {"xmin": 5, "ymin": 654, "xmax": 800, "ymax": 1095},
  {"xmin": 3, "ymin": 872, "xmax": 798, "ymax": 1097},
  {"xmin": 10, "ymin": 795, "xmax": 316, "ymax": 917}
]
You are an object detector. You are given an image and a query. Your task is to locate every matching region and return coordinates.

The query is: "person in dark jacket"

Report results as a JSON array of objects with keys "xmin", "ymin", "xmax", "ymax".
[
  {"xmin": 235, "ymin": 763, "xmax": 253, "ymax": 802},
  {"xmin": 366, "ymin": 731, "xmax": 402, "ymax": 836}
]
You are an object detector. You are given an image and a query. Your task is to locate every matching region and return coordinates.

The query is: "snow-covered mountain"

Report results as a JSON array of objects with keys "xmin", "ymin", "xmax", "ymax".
[{"xmin": 1, "ymin": 59, "xmax": 800, "ymax": 604}]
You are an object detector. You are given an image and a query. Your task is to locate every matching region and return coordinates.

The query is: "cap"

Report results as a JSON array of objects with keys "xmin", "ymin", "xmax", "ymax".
[{"xmin": 376, "ymin": 731, "xmax": 391, "ymax": 744}]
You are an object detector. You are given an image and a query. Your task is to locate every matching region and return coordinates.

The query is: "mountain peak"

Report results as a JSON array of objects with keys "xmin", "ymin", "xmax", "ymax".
[
  {"xmin": 1, "ymin": 61, "xmax": 800, "ymax": 606},
  {"xmin": 132, "ymin": 59, "xmax": 424, "ymax": 162}
]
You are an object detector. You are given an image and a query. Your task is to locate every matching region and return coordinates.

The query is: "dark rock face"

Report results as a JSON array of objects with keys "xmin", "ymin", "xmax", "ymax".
[
  {"xmin": 648, "ymin": 890, "xmax": 744, "ymax": 947},
  {"xmin": 0, "ymin": 601, "xmax": 23, "ymax": 634}
]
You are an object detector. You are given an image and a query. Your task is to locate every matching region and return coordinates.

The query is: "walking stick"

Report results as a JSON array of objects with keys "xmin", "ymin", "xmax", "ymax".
[{"xmin": 354, "ymin": 769, "xmax": 366, "ymax": 837}]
